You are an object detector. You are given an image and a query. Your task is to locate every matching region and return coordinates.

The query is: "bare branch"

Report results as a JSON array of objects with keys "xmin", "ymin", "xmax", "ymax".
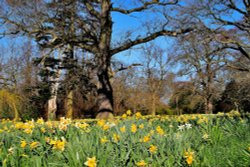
[
  {"xmin": 224, "ymin": 45, "xmax": 250, "ymax": 60},
  {"xmin": 228, "ymin": 0, "xmax": 247, "ymax": 15},
  {"xmin": 115, "ymin": 63, "xmax": 142, "ymax": 73},
  {"xmin": 243, "ymin": 0, "xmax": 249, "ymax": 8},
  {"xmin": 211, "ymin": 13, "xmax": 247, "ymax": 32},
  {"xmin": 0, "ymin": 16, "xmax": 30, "ymax": 34},
  {"xmin": 111, "ymin": 27, "xmax": 192, "ymax": 55},
  {"xmin": 0, "ymin": 30, "xmax": 20, "ymax": 39},
  {"xmin": 83, "ymin": 1, "xmax": 100, "ymax": 18},
  {"xmin": 208, "ymin": 1, "xmax": 249, "ymax": 33},
  {"xmin": 112, "ymin": 0, "xmax": 178, "ymax": 14},
  {"xmin": 226, "ymin": 63, "xmax": 250, "ymax": 72},
  {"xmin": 71, "ymin": 41, "xmax": 98, "ymax": 53}
]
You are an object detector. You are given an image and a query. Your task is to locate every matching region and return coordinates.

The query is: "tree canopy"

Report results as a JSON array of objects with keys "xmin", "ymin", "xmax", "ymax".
[{"xmin": 0, "ymin": 0, "xmax": 249, "ymax": 120}]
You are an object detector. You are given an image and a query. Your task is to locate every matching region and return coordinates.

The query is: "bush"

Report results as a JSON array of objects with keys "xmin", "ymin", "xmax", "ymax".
[{"xmin": 0, "ymin": 89, "xmax": 21, "ymax": 120}]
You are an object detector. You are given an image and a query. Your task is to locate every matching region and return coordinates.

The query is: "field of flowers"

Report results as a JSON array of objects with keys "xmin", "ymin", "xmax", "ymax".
[{"xmin": 0, "ymin": 111, "xmax": 249, "ymax": 167}]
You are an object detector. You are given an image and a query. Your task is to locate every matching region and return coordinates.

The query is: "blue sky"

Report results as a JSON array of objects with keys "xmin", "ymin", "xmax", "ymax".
[
  {"xmin": 0, "ymin": 1, "xmax": 175, "ymax": 68},
  {"xmin": 110, "ymin": 1, "xmax": 178, "ymax": 68},
  {"xmin": 0, "ymin": 0, "xmax": 244, "ymax": 80}
]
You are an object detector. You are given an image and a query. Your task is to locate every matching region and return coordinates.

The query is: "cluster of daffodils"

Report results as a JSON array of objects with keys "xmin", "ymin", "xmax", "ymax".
[
  {"xmin": 149, "ymin": 144, "xmax": 158, "ymax": 154},
  {"xmin": 112, "ymin": 133, "xmax": 120, "ymax": 143},
  {"xmin": 136, "ymin": 160, "xmax": 147, "ymax": 166},
  {"xmin": 74, "ymin": 121, "xmax": 90, "ymax": 129},
  {"xmin": 156, "ymin": 125, "xmax": 165, "ymax": 136},
  {"xmin": 19, "ymin": 138, "xmax": 66, "ymax": 152},
  {"xmin": 46, "ymin": 137, "xmax": 66, "ymax": 151},
  {"xmin": 15, "ymin": 121, "xmax": 35, "ymax": 134},
  {"xmin": 84, "ymin": 156, "xmax": 97, "ymax": 167},
  {"xmin": 20, "ymin": 140, "xmax": 40, "ymax": 150},
  {"xmin": 184, "ymin": 149, "xmax": 195, "ymax": 166},
  {"xmin": 140, "ymin": 134, "xmax": 151, "ymax": 143},
  {"xmin": 131, "ymin": 123, "xmax": 137, "ymax": 133},
  {"xmin": 96, "ymin": 119, "xmax": 116, "ymax": 131},
  {"xmin": 121, "ymin": 110, "xmax": 143, "ymax": 120},
  {"xmin": 58, "ymin": 117, "xmax": 72, "ymax": 131}
]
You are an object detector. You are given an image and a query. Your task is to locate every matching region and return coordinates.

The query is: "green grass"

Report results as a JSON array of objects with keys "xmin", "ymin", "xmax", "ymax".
[{"xmin": 0, "ymin": 113, "xmax": 249, "ymax": 167}]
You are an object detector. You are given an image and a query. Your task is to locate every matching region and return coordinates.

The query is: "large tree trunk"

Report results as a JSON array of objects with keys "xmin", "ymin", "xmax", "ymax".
[
  {"xmin": 96, "ymin": 65, "xmax": 114, "ymax": 119},
  {"xmin": 64, "ymin": 44, "xmax": 75, "ymax": 119},
  {"xmin": 96, "ymin": 0, "xmax": 114, "ymax": 119},
  {"xmin": 45, "ymin": 60, "xmax": 61, "ymax": 120}
]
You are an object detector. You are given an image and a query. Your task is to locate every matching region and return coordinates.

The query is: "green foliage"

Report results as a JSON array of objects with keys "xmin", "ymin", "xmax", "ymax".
[
  {"xmin": 218, "ymin": 80, "xmax": 250, "ymax": 113},
  {"xmin": 19, "ymin": 104, "xmax": 40, "ymax": 121},
  {"xmin": 156, "ymin": 107, "xmax": 174, "ymax": 115},
  {"xmin": 0, "ymin": 89, "xmax": 41, "ymax": 121},
  {"xmin": 169, "ymin": 83, "xmax": 204, "ymax": 114},
  {"xmin": 0, "ymin": 89, "xmax": 21, "ymax": 120}
]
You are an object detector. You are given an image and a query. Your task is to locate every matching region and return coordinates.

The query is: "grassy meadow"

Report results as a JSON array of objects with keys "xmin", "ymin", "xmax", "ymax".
[{"xmin": 0, "ymin": 111, "xmax": 249, "ymax": 167}]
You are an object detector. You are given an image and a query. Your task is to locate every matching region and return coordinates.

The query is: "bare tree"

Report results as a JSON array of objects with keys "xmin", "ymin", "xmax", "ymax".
[
  {"xmin": 194, "ymin": 0, "xmax": 250, "ymax": 72},
  {"xmin": 0, "ymin": 43, "xmax": 23, "ymax": 91},
  {"xmin": 174, "ymin": 30, "xmax": 227, "ymax": 114},
  {"xmin": 140, "ymin": 43, "xmax": 172, "ymax": 115}
]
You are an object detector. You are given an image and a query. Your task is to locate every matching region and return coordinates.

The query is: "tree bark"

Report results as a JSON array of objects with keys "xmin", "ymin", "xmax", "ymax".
[
  {"xmin": 96, "ymin": 64, "xmax": 114, "ymax": 119},
  {"xmin": 47, "ymin": 80, "xmax": 59, "ymax": 120},
  {"xmin": 45, "ymin": 59, "xmax": 61, "ymax": 120},
  {"xmin": 65, "ymin": 90, "xmax": 73, "ymax": 119},
  {"xmin": 204, "ymin": 97, "xmax": 213, "ymax": 114},
  {"xmin": 64, "ymin": 44, "xmax": 75, "ymax": 119},
  {"xmin": 205, "ymin": 65, "xmax": 213, "ymax": 114},
  {"xmin": 151, "ymin": 93, "xmax": 156, "ymax": 116},
  {"xmin": 95, "ymin": 0, "xmax": 114, "ymax": 119}
]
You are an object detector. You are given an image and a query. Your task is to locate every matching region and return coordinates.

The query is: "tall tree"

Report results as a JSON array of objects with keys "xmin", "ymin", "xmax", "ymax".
[
  {"xmin": 1, "ymin": 0, "xmax": 193, "ymax": 118},
  {"xmin": 174, "ymin": 30, "xmax": 227, "ymax": 114},
  {"xmin": 194, "ymin": 0, "xmax": 250, "ymax": 72},
  {"xmin": 140, "ymin": 43, "xmax": 172, "ymax": 115}
]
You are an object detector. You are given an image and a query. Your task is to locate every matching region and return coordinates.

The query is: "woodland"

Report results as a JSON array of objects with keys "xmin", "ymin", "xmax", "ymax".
[{"xmin": 0, "ymin": 0, "xmax": 250, "ymax": 120}]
